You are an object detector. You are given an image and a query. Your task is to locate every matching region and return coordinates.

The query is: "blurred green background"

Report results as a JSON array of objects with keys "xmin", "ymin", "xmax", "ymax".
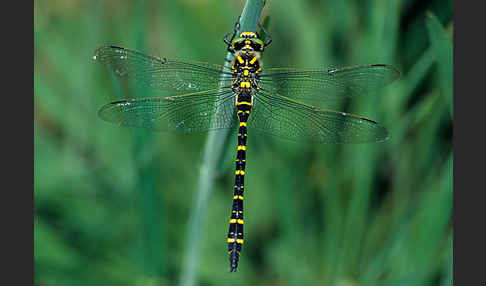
[{"xmin": 34, "ymin": 0, "xmax": 453, "ymax": 285}]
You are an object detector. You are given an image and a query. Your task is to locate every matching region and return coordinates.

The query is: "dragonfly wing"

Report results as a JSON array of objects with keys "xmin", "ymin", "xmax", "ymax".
[
  {"xmin": 94, "ymin": 46, "xmax": 233, "ymax": 94},
  {"xmin": 249, "ymin": 90, "xmax": 388, "ymax": 143},
  {"xmin": 98, "ymin": 89, "xmax": 237, "ymax": 133},
  {"xmin": 258, "ymin": 64, "xmax": 399, "ymax": 105}
]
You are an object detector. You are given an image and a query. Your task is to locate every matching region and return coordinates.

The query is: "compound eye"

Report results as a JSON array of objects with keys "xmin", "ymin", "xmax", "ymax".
[
  {"xmin": 250, "ymin": 42, "xmax": 263, "ymax": 51},
  {"xmin": 251, "ymin": 39, "xmax": 265, "ymax": 51}
]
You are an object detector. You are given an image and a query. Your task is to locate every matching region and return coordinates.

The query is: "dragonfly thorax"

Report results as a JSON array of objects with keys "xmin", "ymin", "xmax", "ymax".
[
  {"xmin": 231, "ymin": 51, "xmax": 261, "ymax": 95},
  {"xmin": 232, "ymin": 51, "xmax": 261, "ymax": 73}
]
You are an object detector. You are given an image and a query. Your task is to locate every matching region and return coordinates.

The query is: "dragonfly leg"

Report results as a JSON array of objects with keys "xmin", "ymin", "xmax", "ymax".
[
  {"xmin": 258, "ymin": 22, "xmax": 272, "ymax": 47},
  {"xmin": 224, "ymin": 16, "xmax": 242, "ymax": 53}
]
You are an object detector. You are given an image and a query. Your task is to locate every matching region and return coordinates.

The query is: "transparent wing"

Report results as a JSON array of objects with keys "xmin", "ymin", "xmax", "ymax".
[
  {"xmin": 98, "ymin": 89, "xmax": 238, "ymax": 133},
  {"xmin": 258, "ymin": 64, "xmax": 399, "ymax": 104},
  {"xmin": 248, "ymin": 90, "xmax": 388, "ymax": 143},
  {"xmin": 93, "ymin": 46, "xmax": 233, "ymax": 94}
]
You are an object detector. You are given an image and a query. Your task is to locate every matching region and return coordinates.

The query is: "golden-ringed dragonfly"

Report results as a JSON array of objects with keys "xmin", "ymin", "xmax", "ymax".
[{"xmin": 93, "ymin": 20, "xmax": 399, "ymax": 272}]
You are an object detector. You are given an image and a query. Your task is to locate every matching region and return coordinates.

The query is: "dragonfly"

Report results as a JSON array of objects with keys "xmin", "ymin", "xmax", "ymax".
[{"xmin": 93, "ymin": 20, "xmax": 399, "ymax": 272}]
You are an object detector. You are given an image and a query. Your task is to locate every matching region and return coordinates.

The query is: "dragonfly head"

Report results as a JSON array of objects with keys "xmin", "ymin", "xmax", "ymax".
[{"xmin": 231, "ymin": 31, "xmax": 265, "ymax": 53}]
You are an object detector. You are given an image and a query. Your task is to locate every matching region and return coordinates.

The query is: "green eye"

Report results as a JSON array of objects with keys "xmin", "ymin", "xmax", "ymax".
[
  {"xmin": 231, "ymin": 37, "xmax": 245, "ymax": 45},
  {"xmin": 251, "ymin": 38, "xmax": 264, "ymax": 50},
  {"xmin": 252, "ymin": 38, "xmax": 264, "ymax": 46}
]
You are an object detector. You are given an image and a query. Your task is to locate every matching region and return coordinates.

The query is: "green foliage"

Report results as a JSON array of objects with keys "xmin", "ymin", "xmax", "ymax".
[{"xmin": 34, "ymin": 0, "xmax": 452, "ymax": 285}]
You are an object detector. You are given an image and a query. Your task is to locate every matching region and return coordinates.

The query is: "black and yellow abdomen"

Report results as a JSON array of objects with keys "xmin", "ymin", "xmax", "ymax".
[{"xmin": 227, "ymin": 91, "xmax": 252, "ymax": 272}]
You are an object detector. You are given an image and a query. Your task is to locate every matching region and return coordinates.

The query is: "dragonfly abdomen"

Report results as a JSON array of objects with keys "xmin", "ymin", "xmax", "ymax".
[{"xmin": 228, "ymin": 92, "xmax": 253, "ymax": 272}]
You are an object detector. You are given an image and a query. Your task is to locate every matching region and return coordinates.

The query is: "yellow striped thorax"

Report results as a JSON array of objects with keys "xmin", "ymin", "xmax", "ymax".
[
  {"xmin": 232, "ymin": 51, "xmax": 261, "ymax": 74},
  {"xmin": 231, "ymin": 50, "xmax": 261, "ymax": 94}
]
